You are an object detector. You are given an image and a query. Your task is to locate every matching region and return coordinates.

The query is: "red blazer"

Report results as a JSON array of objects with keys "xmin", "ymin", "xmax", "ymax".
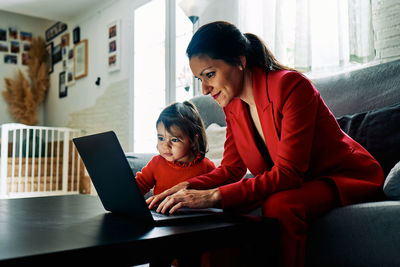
[{"xmin": 188, "ymin": 68, "xmax": 384, "ymax": 209}]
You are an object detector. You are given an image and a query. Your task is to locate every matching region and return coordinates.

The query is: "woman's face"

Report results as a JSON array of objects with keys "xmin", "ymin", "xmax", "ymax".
[
  {"xmin": 189, "ymin": 55, "xmax": 244, "ymax": 107},
  {"xmin": 156, "ymin": 122, "xmax": 194, "ymax": 163}
]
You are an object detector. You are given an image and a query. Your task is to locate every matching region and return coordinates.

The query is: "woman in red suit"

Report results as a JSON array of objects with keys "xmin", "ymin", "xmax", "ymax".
[{"xmin": 148, "ymin": 21, "xmax": 384, "ymax": 267}]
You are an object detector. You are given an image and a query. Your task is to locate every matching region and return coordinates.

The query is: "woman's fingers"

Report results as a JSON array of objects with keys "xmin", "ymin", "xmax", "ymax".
[
  {"xmin": 148, "ymin": 182, "xmax": 190, "ymax": 209},
  {"xmin": 145, "ymin": 195, "xmax": 154, "ymax": 205},
  {"xmin": 156, "ymin": 189, "xmax": 186, "ymax": 213},
  {"xmin": 148, "ymin": 191, "xmax": 167, "ymax": 209}
]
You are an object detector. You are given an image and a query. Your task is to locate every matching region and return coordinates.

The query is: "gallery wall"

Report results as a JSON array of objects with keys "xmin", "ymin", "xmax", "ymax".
[
  {"xmin": 43, "ymin": 0, "xmax": 150, "ymax": 150},
  {"xmin": 0, "ymin": 10, "xmax": 51, "ymax": 125},
  {"xmin": 1, "ymin": 0, "xmax": 149, "ymax": 150}
]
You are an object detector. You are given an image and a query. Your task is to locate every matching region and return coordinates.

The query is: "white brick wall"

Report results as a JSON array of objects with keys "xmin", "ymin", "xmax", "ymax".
[
  {"xmin": 66, "ymin": 79, "xmax": 130, "ymax": 150},
  {"xmin": 372, "ymin": 0, "xmax": 400, "ymax": 59}
]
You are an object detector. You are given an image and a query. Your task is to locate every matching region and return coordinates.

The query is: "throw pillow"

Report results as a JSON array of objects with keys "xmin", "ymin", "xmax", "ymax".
[
  {"xmin": 383, "ymin": 161, "xmax": 400, "ymax": 200},
  {"xmin": 336, "ymin": 103, "xmax": 400, "ymax": 177},
  {"xmin": 205, "ymin": 123, "xmax": 226, "ymax": 167}
]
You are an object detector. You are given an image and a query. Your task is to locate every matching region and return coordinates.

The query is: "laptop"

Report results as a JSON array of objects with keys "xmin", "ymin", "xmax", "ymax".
[{"xmin": 73, "ymin": 131, "xmax": 223, "ymax": 224}]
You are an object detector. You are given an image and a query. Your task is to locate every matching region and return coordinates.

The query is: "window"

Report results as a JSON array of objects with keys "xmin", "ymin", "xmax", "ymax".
[
  {"xmin": 133, "ymin": 0, "xmax": 193, "ymax": 153},
  {"xmin": 238, "ymin": 0, "xmax": 379, "ymax": 77}
]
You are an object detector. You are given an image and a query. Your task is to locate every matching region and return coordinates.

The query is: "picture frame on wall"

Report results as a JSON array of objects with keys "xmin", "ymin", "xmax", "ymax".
[
  {"xmin": 59, "ymin": 71, "xmax": 67, "ymax": 98},
  {"xmin": 74, "ymin": 39, "xmax": 88, "ymax": 80},
  {"xmin": 0, "ymin": 28, "xmax": 7, "ymax": 41},
  {"xmin": 107, "ymin": 20, "xmax": 120, "ymax": 72},
  {"xmin": 66, "ymin": 66, "xmax": 75, "ymax": 86},
  {"xmin": 61, "ymin": 33, "xmax": 70, "ymax": 48},
  {"xmin": 45, "ymin": 22, "xmax": 67, "ymax": 42},
  {"xmin": 73, "ymin": 27, "xmax": 80, "ymax": 44},
  {"xmin": 52, "ymin": 44, "xmax": 62, "ymax": 64},
  {"xmin": 20, "ymin": 31, "xmax": 32, "ymax": 42},
  {"xmin": 10, "ymin": 41, "xmax": 20, "ymax": 53},
  {"xmin": 46, "ymin": 42, "xmax": 53, "ymax": 74},
  {"xmin": 0, "ymin": 42, "xmax": 8, "ymax": 52},
  {"xmin": 4, "ymin": 54, "xmax": 17, "ymax": 64},
  {"xmin": 8, "ymin": 27, "xmax": 18, "ymax": 40}
]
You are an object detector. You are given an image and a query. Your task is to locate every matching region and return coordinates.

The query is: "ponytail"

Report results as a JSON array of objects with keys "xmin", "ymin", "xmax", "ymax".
[{"xmin": 243, "ymin": 33, "xmax": 294, "ymax": 71}]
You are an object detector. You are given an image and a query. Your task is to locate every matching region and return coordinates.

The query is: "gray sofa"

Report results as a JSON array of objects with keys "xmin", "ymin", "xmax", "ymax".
[{"xmin": 126, "ymin": 59, "xmax": 400, "ymax": 266}]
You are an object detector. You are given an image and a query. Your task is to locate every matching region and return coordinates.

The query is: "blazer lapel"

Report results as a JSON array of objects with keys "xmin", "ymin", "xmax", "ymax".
[
  {"xmin": 227, "ymin": 100, "xmax": 269, "ymax": 175},
  {"xmin": 253, "ymin": 68, "xmax": 280, "ymax": 163}
]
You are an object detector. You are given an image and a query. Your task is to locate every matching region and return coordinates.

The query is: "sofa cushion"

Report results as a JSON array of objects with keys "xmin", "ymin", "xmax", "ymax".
[
  {"xmin": 125, "ymin": 152, "xmax": 157, "ymax": 175},
  {"xmin": 336, "ymin": 103, "xmax": 400, "ymax": 177},
  {"xmin": 306, "ymin": 201, "xmax": 400, "ymax": 267},
  {"xmin": 191, "ymin": 95, "xmax": 226, "ymax": 127},
  {"xmin": 383, "ymin": 161, "xmax": 400, "ymax": 200},
  {"xmin": 205, "ymin": 123, "xmax": 226, "ymax": 166}
]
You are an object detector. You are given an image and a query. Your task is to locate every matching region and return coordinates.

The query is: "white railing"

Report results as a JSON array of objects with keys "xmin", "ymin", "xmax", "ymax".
[{"xmin": 0, "ymin": 123, "xmax": 85, "ymax": 199}]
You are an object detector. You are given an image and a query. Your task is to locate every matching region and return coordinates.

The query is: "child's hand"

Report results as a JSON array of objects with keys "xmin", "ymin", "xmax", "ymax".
[{"xmin": 147, "ymin": 181, "xmax": 190, "ymax": 209}]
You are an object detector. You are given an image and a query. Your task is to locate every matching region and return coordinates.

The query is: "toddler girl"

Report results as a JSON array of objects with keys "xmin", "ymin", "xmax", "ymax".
[{"xmin": 136, "ymin": 101, "xmax": 215, "ymax": 196}]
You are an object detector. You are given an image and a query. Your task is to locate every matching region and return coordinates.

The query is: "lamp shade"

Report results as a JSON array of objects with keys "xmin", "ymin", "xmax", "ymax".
[{"xmin": 178, "ymin": 0, "xmax": 214, "ymax": 19}]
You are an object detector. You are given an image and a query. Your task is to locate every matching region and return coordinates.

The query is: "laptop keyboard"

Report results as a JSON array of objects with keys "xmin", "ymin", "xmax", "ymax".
[{"xmin": 151, "ymin": 211, "xmax": 188, "ymax": 218}]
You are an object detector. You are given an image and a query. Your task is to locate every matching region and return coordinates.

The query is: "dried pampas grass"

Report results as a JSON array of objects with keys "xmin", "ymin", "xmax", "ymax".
[{"xmin": 2, "ymin": 37, "xmax": 49, "ymax": 125}]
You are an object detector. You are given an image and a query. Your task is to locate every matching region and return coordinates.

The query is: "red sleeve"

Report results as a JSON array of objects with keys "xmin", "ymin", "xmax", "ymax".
[
  {"xmin": 219, "ymin": 75, "xmax": 320, "ymax": 208},
  {"xmin": 135, "ymin": 156, "xmax": 157, "ymax": 195},
  {"xmin": 188, "ymin": 119, "xmax": 247, "ymax": 189},
  {"xmin": 202, "ymin": 157, "xmax": 217, "ymax": 172}
]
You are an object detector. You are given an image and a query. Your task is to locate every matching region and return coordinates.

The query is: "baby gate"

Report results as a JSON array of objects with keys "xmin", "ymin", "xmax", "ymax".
[{"xmin": 0, "ymin": 123, "xmax": 88, "ymax": 199}]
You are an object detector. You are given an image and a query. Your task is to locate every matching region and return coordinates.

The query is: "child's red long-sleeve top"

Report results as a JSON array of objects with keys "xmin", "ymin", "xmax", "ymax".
[{"xmin": 135, "ymin": 155, "xmax": 216, "ymax": 196}]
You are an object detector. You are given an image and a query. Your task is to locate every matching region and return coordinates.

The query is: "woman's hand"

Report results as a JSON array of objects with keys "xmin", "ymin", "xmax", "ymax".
[
  {"xmin": 146, "ymin": 181, "xmax": 190, "ymax": 209},
  {"xmin": 148, "ymin": 183, "xmax": 222, "ymax": 214}
]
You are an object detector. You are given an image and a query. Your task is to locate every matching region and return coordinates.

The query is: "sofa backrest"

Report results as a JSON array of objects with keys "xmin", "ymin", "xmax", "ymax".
[
  {"xmin": 190, "ymin": 95, "xmax": 226, "ymax": 128},
  {"xmin": 313, "ymin": 59, "xmax": 400, "ymax": 117}
]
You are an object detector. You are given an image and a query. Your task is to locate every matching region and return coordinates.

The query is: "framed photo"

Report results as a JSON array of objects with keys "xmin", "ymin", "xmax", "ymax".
[
  {"xmin": 20, "ymin": 31, "xmax": 32, "ymax": 42},
  {"xmin": 66, "ymin": 66, "xmax": 75, "ymax": 86},
  {"xmin": 23, "ymin": 43, "xmax": 31, "ymax": 52},
  {"xmin": 107, "ymin": 20, "xmax": 120, "ymax": 72},
  {"xmin": 52, "ymin": 44, "xmax": 62, "ymax": 64},
  {"xmin": 8, "ymin": 27, "xmax": 18, "ymax": 40},
  {"xmin": 59, "ymin": 71, "xmax": 67, "ymax": 98},
  {"xmin": 0, "ymin": 42, "xmax": 8, "ymax": 52},
  {"xmin": 21, "ymin": 53, "xmax": 28, "ymax": 65},
  {"xmin": 4, "ymin": 54, "xmax": 18, "ymax": 64},
  {"xmin": 68, "ymin": 48, "xmax": 74, "ymax": 62},
  {"xmin": 61, "ymin": 33, "xmax": 70, "ymax": 48},
  {"xmin": 10, "ymin": 41, "xmax": 20, "ymax": 53},
  {"xmin": 0, "ymin": 28, "xmax": 7, "ymax": 41},
  {"xmin": 46, "ymin": 22, "xmax": 67, "ymax": 42},
  {"xmin": 73, "ymin": 27, "xmax": 80, "ymax": 44},
  {"xmin": 74, "ymin": 39, "xmax": 88, "ymax": 80},
  {"xmin": 46, "ymin": 42, "xmax": 53, "ymax": 74}
]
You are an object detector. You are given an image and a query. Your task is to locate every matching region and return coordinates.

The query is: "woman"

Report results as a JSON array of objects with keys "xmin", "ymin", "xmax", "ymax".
[{"xmin": 147, "ymin": 21, "xmax": 384, "ymax": 267}]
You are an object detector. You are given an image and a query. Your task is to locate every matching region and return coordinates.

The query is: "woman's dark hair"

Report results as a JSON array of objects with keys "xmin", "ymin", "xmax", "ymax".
[
  {"xmin": 156, "ymin": 101, "xmax": 208, "ymax": 159},
  {"xmin": 186, "ymin": 21, "xmax": 294, "ymax": 71}
]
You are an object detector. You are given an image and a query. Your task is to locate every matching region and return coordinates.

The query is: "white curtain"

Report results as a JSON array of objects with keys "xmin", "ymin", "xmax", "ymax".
[
  {"xmin": 348, "ymin": 0, "xmax": 375, "ymax": 63},
  {"xmin": 238, "ymin": 0, "xmax": 375, "ymax": 73}
]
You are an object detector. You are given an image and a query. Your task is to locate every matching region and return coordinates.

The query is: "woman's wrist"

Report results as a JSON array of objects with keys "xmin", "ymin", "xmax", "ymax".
[
  {"xmin": 182, "ymin": 181, "xmax": 191, "ymax": 189},
  {"xmin": 210, "ymin": 188, "xmax": 222, "ymax": 208}
]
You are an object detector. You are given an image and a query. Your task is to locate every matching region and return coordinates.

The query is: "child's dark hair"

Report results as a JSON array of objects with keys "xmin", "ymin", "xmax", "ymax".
[{"xmin": 156, "ymin": 101, "xmax": 208, "ymax": 159}]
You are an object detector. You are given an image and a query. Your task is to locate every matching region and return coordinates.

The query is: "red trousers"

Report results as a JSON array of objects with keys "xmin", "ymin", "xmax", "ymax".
[{"xmin": 262, "ymin": 179, "xmax": 339, "ymax": 267}]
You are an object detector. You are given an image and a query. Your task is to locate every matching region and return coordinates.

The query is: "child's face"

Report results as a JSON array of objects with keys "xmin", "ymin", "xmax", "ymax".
[{"xmin": 156, "ymin": 122, "xmax": 194, "ymax": 163}]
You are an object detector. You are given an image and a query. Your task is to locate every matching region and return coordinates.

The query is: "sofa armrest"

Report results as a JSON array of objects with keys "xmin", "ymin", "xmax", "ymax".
[{"xmin": 125, "ymin": 152, "xmax": 157, "ymax": 176}]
